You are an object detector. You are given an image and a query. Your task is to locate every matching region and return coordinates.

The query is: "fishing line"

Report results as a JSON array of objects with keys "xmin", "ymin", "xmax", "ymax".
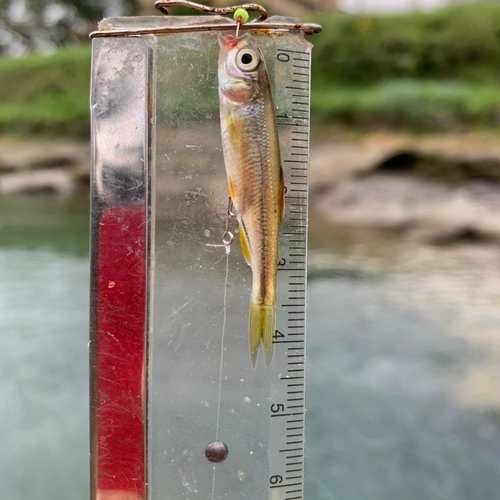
[
  {"xmin": 211, "ymin": 197, "xmax": 234, "ymax": 500},
  {"xmin": 211, "ymin": 12, "xmax": 248, "ymax": 495},
  {"xmin": 211, "ymin": 247, "xmax": 230, "ymax": 500},
  {"xmin": 215, "ymin": 248, "xmax": 230, "ymax": 442}
]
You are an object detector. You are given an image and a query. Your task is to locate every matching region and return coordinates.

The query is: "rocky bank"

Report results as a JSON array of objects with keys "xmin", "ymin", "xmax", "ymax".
[
  {"xmin": 310, "ymin": 132, "xmax": 500, "ymax": 246},
  {"xmin": 2, "ymin": 133, "xmax": 500, "ymax": 246}
]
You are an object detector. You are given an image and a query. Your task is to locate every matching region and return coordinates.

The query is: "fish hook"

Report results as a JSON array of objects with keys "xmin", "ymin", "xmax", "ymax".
[
  {"xmin": 222, "ymin": 196, "xmax": 235, "ymax": 254},
  {"xmin": 154, "ymin": 1, "xmax": 267, "ymax": 23}
]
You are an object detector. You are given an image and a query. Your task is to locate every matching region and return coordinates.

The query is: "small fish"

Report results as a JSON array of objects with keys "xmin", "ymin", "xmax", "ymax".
[{"xmin": 218, "ymin": 32, "xmax": 284, "ymax": 367}]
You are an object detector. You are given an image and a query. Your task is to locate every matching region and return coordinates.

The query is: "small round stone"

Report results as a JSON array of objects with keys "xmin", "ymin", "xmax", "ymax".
[{"xmin": 205, "ymin": 441, "xmax": 229, "ymax": 463}]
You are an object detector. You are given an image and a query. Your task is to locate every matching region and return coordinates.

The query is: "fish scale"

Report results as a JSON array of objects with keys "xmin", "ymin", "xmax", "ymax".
[{"xmin": 218, "ymin": 32, "xmax": 282, "ymax": 366}]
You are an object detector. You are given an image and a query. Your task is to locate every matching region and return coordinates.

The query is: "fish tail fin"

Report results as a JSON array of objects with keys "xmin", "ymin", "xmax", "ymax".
[{"xmin": 249, "ymin": 301, "xmax": 276, "ymax": 368}]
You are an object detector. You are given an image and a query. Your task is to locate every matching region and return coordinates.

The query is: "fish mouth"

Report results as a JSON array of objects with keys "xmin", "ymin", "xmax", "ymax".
[{"xmin": 219, "ymin": 33, "xmax": 239, "ymax": 49}]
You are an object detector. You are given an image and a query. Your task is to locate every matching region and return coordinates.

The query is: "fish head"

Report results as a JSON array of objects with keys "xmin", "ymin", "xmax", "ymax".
[{"xmin": 218, "ymin": 33, "xmax": 266, "ymax": 103}]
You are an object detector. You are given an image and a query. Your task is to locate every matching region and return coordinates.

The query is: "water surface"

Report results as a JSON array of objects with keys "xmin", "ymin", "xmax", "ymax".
[{"xmin": 1, "ymin": 195, "xmax": 500, "ymax": 500}]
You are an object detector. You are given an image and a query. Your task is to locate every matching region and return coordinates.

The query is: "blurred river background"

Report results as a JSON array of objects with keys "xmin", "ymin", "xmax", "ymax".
[{"xmin": 2, "ymin": 0, "xmax": 500, "ymax": 499}]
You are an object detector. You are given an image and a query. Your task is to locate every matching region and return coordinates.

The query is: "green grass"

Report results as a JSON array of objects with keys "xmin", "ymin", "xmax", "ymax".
[
  {"xmin": 3, "ymin": 3, "xmax": 500, "ymax": 137},
  {"xmin": 306, "ymin": 2, "xmax": 500, "ymax": 130},
  {"xmin": 309, "ymin": 2, "xmax": 500, "ymax": 86},
  {"xmin": 0, "ymin": 44, "xmax": 91, "ymax": 137},
  {"xmin": 311, "ymin": 80, "xmax": 500, "ymax": 131}
]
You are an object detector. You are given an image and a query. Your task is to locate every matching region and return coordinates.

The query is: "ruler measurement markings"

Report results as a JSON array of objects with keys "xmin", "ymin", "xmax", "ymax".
[
  {"xmin": 272, "ymin": 47, "xmax": 310, "ymax": 500},
  {"xmin": 278, "ymin": 123, "xmax": 307, "ymax": 128},
  {"xmin": 277, "ymin": 48, "xmax": 309, "ymax": 55},
  {"xmin": 270, "ymin": 483, "xmax": 301, "ymax": 489}
]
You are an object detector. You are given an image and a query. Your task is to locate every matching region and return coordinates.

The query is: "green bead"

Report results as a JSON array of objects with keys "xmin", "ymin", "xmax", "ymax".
[{"xmin": 234, "ymin": 8, "xmax": 249, "ymax": 23}]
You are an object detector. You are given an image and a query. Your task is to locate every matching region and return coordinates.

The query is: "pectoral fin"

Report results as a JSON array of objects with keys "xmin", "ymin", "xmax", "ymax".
[{"xmin": 228, "ymin": 175, "xmax": 236, "ymax": 201}]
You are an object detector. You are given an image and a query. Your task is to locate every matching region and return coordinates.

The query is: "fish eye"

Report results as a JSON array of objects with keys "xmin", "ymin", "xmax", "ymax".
[{"xmin": 236, "ymin": 49, "xmax": 260, "ymax": 72}]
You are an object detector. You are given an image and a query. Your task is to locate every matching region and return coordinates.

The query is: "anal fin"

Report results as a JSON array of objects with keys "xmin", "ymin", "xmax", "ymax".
[{"xmin": 239, "ymin": 225, "xmax": 251, "ymax": 265}]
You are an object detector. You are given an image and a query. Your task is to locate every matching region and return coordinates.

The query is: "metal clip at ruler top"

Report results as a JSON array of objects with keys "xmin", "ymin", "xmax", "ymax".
[{"xmin": 89, "ymin": 3, "xmax": 320, "ymax": 500}]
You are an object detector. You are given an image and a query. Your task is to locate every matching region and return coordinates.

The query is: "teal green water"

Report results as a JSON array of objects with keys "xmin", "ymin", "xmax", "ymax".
[
  {"xmin": 0, "ymin": 195, "xmax": 90, "ymax": 500},
  {"xmin": 1, "ymin": 195, "xmax": 500, "ymax": 500}
]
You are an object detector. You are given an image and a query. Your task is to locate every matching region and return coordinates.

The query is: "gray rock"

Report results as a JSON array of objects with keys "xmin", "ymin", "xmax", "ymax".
[
  {"xmin": 0, "ymin": 168, "xmax": 77, "ymax": 195},
  {"xmin": 0, "ymin": 141, "xmax": 89, "ymax": 172},
  {"xmin": 315, "ymin": 174, "xmax": 500, "ymax": 243}
]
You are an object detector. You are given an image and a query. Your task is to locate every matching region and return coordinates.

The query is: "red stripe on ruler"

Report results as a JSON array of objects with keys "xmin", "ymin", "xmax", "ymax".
[{"xmin": 96, "ymin": 205, "xmax": 146, "ymax": 499}]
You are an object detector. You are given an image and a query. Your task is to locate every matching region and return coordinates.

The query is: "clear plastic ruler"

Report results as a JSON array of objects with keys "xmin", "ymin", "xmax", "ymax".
[
  {"xmin": 268, "ymin": 43, "xmax": 312, "ymax": 500},
  {"xmin": 89, "ymin": 12, "xmax": 319, "ymax": 500},
  {"xmin": 149, "ymin": 31, "xmax": 314, "ymax": 500}
]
